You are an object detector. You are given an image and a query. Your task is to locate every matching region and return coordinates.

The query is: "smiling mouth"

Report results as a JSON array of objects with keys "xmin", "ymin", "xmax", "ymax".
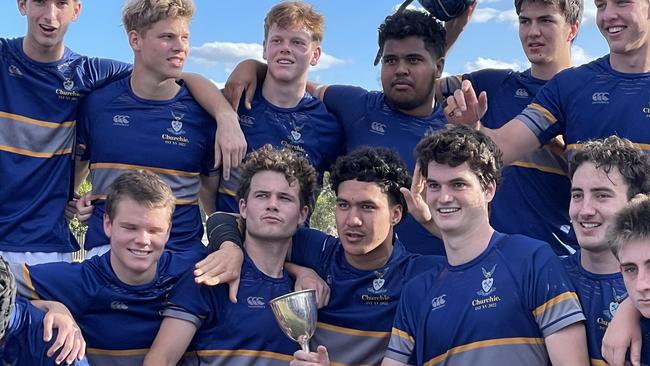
[
  {"xmin": 607, "ymin": 26, "xmax": 625, "ymax": 34},
  {"xmin": 579, "ymin": 222, "xmax": 601, "ymax": 229},
  {"xmin": 438, "ymin": 208, "xmax": 460, "ymax": 214},
  {"xmin": 128, "ymin": 249, "xmax": 151, "ymax": 257}
]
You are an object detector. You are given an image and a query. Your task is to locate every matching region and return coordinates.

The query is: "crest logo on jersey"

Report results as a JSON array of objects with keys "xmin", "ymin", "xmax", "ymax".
[
  {"xmin": 167, "ymin": 111, "xmax": 186, "ymax": 135},
  {"xmin": 477, "ymin": 264, "xmax": 497, "ymax": 296},
  {"xmin": 8, "ymin": 64, "xmax": 23, "ymax": 77},
  {"xmin": 431, "ymin": 294, "xmax": 446, "ymax": 311},
  {"xmin": 560, "ymin": 224, "xmax": 571, "ymax": 234},
  {"xmin": 515, "ymin": 88, "xmax": 529, "ymax": 98},
  {"xmin": 592, "ymin": 92, "xmax": 609, "ymax": 104},
  {"xmin": 290, "ymin": 130, "xmax": 302, "ymax": 142},
  {"xmin": 63, "ymin": 78, "xmax": 74, "ymax": 91},
  {"xmin": 604, "ymin": 287, "xmax": 626, "ymax": 319},
  {"xmin": 370, "ymin": 121, "xmax": 386, "ymax": 135},
  {"xmin": 247, "ymin": 296, "xmax": 265, "ymax": 308},
  {"xmin": 367, "ymin": 268, "xmax": 389, "ymax": 295}
]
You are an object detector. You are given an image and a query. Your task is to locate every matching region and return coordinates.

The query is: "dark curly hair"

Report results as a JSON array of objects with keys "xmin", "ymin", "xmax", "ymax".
[
  {"xmin": 569, "ymin": 136, "xmax": 650, "ymax": 200},
  {"xmin": 329, "ymin": 147, "xmax": 412, "ymax": 223},
  {"xmin": 237, "ymin": 145, "xmax": 318, "ymax": 211},
  {"xmin": 378, "ymin": 9, "xmax": 446, "ymax": 60},
  {"xmin": 415, "ymin": 125, "xmax": 503, "ymax": 189}
]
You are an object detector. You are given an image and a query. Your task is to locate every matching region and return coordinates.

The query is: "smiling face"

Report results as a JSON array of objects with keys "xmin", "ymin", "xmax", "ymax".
[
  {"xmin": 570, "ymin": 162, "xmax": 630, "ymax": 253},
  {"xmin": 105, "ymin": 197, "xmax": 171, "ymax": 286},
  {"xmin": 380, "ymin": 36, "xmax": 443, "ymax": 117},
  {"xmin": 130, "ymin": 16, "xmax": 189, "ymax": 81},
  {"xmin": 425, "ymin": 161, "xmax": 495, "ymax": 236},
  {"xmin": 239, "ymin": 170, "xmax": 308, "ymax": 243},
  {"xmin": 335, "ymin": 179, "xmax": 402, "ymax": 263},
  {"xmin": 518, "ymin": 1, "xmax": 578, "ymax": 66},
  {"xmin": 263, "ymin": 23, "xmax": 321, "ymax": 84},
  {"xmin": 595, "ymin": 0, "xmax": 650, "ymax": 57},
  {"xmin": 18, "ymin": 0, "xmax": 81, "ymax": 61}
]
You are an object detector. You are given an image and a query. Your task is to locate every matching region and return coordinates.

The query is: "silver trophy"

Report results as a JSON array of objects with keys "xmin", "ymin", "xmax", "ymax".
[{"xmin": 269, "ymin": 289, "xmax": 317, "ymax": 352}]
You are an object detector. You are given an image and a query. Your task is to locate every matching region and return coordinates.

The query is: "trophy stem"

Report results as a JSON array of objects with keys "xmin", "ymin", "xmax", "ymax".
[{"xmin": 300, "ymin": 341, "xmax": 310, "ymax": 353}]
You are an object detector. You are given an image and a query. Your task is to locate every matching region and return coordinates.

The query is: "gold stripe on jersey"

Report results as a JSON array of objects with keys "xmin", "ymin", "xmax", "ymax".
[
  {"xmin": 317, "ymin": 321, "xmax": 390, "ymax": 338},
  {"xmin": 528, "ymin": 103, "xmax": 557, "ymax": 124},
  {"xmin": 509, "ymin": 161, "xmax": 566, "ymax": 176},
  {"xmin": 0, "ymin": 144, "xmax": 72, "ymax": 158},
  {"xmin": 532, "ymin": 291, "xmax": 579, "ymax": 317},
  {"xmin": 90, "ymin": 163, "xmax": 199, "ymax": 177},
  {"xmin": 391, "ymin": 327, "xmax": 415, "ymax": 343},
  {"xmin": 424, "ymin": 337, "xmax": 545, "ymax": 366},
  {"xmin": 0, "ymin": 111, "xmax": 75, "ymax": 129}
]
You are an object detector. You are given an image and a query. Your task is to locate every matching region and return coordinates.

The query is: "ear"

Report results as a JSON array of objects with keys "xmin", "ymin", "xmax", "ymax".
[
  {"xmin": 72, "ymin": 1, "xmax": 81, "ymax": 21},
  {"xmin": 434, "ymin": 56, "xmax": 445, "ymax": 79},
  {"xmin": 309, "ymin": 45, "xmax": 322, "ymax": 67},
  {"xmin": 17, "ymin": 0, "xmax": 26, "ymax": 16},
  {"xmin": 239, "ymin": 198, "xmax": 248, "ymax": 220},
  {"xmin": 484, "ymin": 180, "xmax": 497, "ymax": 203},
  {"xmin": 298, "ymin": 205, "xmax": 309, "ymax": 226},
  {"xmin": 103, "ymin": 214, "xmax": 112, "ymax": 238},
  {"xmin": 390, "ymin": 203, "xmax": 403, "ymax": 226},
  {"xmin": 128, "ymin": 30, "xmax": 141, "ymax": 51},
  {"xmin": 262, "ymin": 39, "xmax": 268, "ymax": 61},
  {"xmin": 568, "ymin": 21, "xmax": 580, "ymax": 42}
]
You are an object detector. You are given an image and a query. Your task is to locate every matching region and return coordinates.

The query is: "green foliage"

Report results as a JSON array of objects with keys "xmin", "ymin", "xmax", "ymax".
[
  {"xmin": 309, "ymin": 172, "xmax": 337, "ymax": 236},
  {"xmin": 69, "ymin": 179, "xmax": 91, "ymax": 239}
]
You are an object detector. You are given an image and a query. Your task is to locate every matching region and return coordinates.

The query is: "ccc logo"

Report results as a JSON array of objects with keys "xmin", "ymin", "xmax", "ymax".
[
  {"xmin": 371, "ymin": 122, "xmax": 386, "ymax": 133},
  {"xmin": 113, "ymin": 115, "xmax": 130, "ymax": 124},
  {"xmin": 247, "ymin": 297, "xmax": 265, "ymax": 306},
  {"xmin": 592, "ymin": 92, "xmax": 609, "ymax": 102}
]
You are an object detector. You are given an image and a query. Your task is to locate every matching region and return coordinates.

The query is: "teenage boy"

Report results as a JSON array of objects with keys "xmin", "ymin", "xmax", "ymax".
[
  {"xmin": 383, "ymin": 125, "xmax": 588, "ymax": 366},
  {"xmin": 1, "ymin": 0, "xmax": 245, "ymax": 264},
  {"xmin": 225, "ymin": 9, "xmax": 449, "ymax": 255},
  {"xmin": 563, "ymin": 136, "xmax": 650, "ymax": 364},
  {"xmin": 143, "ymin": 145, "xmax": 317, "ymax": 365},
  {"xmin": 439, "ymin": 0, "xmax": 582, "ymax": 255},
  {"xmin": 209, "ymin": 147, "xmax": 445, "ymax": 365},
  {"xmin": 607, "ymin": 198, "xmax": 650, "ymax": 365},
  {"xmin": 215, "ymin": 1, "xmax": 343, "ymax": 213},
  {"xmin": 75, "ymin": 0, "xmax": 219, "ymax": 256},
  {"xmin": 13, "ymin": 170, "xmax": 206, "ymax": 366},
  {"xmin": 446, "ymin": 0, "xmax": 650, "ymax": 171}
]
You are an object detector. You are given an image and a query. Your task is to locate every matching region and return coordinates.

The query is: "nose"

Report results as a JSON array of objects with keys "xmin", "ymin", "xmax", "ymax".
[
  {"xmin": 43, "ymin": 2, "xmax": 58, "ymax": 22},
  {"xmin": 135, "ymin": 230, "xmax": 151, "ymax": 246},
  {"xmin": 345, "ymin": 207, "xmax": 362, "ymax": 227},
  {"xmin": 394, "ymin": 59, "xmax": 409, "ymax": 76},
  {"xmin": 636, "ymin": 268, "xmax": 650, "ymax": 294},
  {"xmin": 528, "ymin": 21, "xmax": 541, "ymax": 37},
  {"xmin": 265, "ymin": 196, "xmax": 280, "ymax": 212},
  {"xmin": 437, "ymin": 185, "xmax": 454, "ymax": 204},
  {"xmin": 577, "ymin": 196, "xmax": 596, "ymax": 218},
  {"xmin": 599, "ymin": 2, "xmax": 618, "ymax": 22}
]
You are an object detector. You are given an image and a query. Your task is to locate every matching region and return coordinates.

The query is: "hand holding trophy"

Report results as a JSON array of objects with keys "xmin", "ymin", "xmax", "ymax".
[{"xmin": 269, "ymin": 289, "xmax": 317, "ymax": 352}]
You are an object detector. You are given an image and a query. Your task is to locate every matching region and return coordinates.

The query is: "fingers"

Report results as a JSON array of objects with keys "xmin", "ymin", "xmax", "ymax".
[
  {"xmin": 244, "ymin": 84, "xmax": 255, "ymax": 110},
  {"xmin": 43, "ymin": 312, "xmax": 54, "ymax": 342},
  {"xmin": 316, "ymin": 345, "xmax": 330, "ymax": 365},
  {"xmin": 629, "ymin": 335, "xmax": 642, "ymax": 366},
  {"xmin": 228, "ymin": 277, "xmax": 240, "ymax": 304}
]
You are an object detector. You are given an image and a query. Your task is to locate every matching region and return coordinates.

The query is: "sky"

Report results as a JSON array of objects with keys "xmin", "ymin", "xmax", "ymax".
[{"xmin": 2, "ymin": 0, "xmax": 609, "ymax": 91}]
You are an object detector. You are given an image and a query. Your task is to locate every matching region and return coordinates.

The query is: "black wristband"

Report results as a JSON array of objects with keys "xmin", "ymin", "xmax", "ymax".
[{"xmin": 205, "ymin": 213, "xmax": 243, "ymax": 252}]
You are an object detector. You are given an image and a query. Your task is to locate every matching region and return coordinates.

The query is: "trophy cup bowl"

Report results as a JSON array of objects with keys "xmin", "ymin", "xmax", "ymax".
[{"xmin": 269, "ymin": 289, "xmax": 317, "ymax": 352}]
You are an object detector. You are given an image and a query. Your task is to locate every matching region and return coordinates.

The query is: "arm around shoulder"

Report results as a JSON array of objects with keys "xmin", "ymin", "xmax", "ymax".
[
  {"xmin": 544, "ymin": 322, "xmax": 589, "ymax": 366},
  {"xmin": 144, "ymin": 317, "xmax": 197, "ymax": 366}
]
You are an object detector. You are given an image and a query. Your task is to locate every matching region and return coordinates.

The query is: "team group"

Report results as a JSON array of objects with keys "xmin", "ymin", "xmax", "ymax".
[{"xmin": 1, "ymin": 0, "xmax": 650, "ymax": 365}]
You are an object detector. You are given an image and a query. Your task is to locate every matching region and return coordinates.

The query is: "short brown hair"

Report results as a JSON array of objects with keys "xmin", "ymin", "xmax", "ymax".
[
  {"xmin": 416, "ymin": 125, "xmax": 502, "ymax": 190},
  {"xmin": 122, "ymin": 0, "xmax": 195, "ymax": 33},
  {"xmin": 237, "ymin": 145, "xmax": 317, "ymax": 211},
  {"xmin": 104, "ymin": 170, "xmax": 176, "ymax": 223},
  {"xmin": 263, "ymin": 1, "xmax": 324, "ymax": 43},
  {"xmin": 608, "ymin": 198, "xmax": 650, "ymax": 260},
  {"xmin": 515, "ymin": 0, "xmax": 583, "ymax": 25}
]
